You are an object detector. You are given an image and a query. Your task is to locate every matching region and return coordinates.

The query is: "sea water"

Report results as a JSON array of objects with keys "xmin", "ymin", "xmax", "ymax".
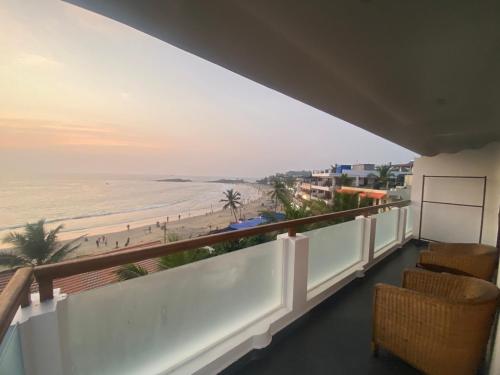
[{"xmin": 0, "ymin": 174, "xmax": 260, "ymax": 247}]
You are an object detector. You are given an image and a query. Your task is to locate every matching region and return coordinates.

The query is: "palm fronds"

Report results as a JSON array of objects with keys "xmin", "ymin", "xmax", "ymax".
[
  {"xmin": 0, "ymin": 219, "xmax": 83, "ymax": 267},
  {"xmin": 0, "ymin": 253, "xmax": 31, "ymax": 267},
  {"xmin": 115, "ymin": 263, "xmax": 149, "ymax": 281},
  {"xmin": 268, "ymin": 179, "xmax": 289, "ymax": 211},
  {"xmin": 220, "ymin": 189, "xmax": 242, "ymax": 222}
]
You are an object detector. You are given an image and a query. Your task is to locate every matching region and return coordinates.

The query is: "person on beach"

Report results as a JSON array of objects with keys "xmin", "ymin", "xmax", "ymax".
[
  {"xmin": 156, "ymin": 221, "xmax": 160, "ymax": 228},
  {"xmin": 125, "ymin": 237, "xmax": 130, "ymax": 247},
  {"xmin": 148, "ymin": 226, "xmax": 152, "ymax": 233},
  {"xmin": 115, "ymin": 241, "xmax": 119, "ymax": 249},
  {"xmin": 96, "ymin": 239, "xmax": 99, "ymax": 248},
  {"xmin": 127, "ymin": 224, "xmax": 130, "ymax": 231},
  {"xmin": 178, "ymin": 214, "xmax": 181, "ymax": 221}
]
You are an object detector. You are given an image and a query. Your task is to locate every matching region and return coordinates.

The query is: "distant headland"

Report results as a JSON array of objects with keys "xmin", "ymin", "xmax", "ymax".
[{"xmin": 156, "ymin": 178, "xmax": 192, "ymax": 182}]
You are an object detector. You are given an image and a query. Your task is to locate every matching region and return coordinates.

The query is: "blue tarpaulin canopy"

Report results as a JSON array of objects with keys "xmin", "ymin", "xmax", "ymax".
[
  {"xmin": 228, "ymin": 217, "xmax": 267, "ymax": 230},
  {"xmin": 228, "ymin": 213, "xmax": 285, "ymax": 230}
]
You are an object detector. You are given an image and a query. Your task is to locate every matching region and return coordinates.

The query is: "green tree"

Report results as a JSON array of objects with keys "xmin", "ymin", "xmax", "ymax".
[
  {"xmin": 376, "ymin": 164, "xmax": 394, "ymax": 189},
  {"xmin": 282, "ymin": 204, "xmax": 312, "ymax": 232},
  {"xmin": 268, "ymin": 179, "xmax": 289, "ymax": 211},
  {"xmin": 0, "ymin": 219, "xmax": 82, "ymax": 267},
  {"xmin": 339, "ymin": 173, "xmax": 352, "ymax": 187},
  {"xmin": 115, "ymin": 263, "xmax": 149, "ymax": 281},
  {"xmin": 158, "ymin": 231, "xmax": 215, "ymax": 269},
  {"xmin": 220, "ymin": 189, "xmax": 242, "ymax": 222},
  {"xmin": 212, "ymin": 233, "xmax": 276, "ymax": 254},
  {"xmin": 333, "ymin": 192, "xmax": 361, "ymax": 212},
  {"xmin": 306, "ymin": 199, "xmax": 331, "ymax": 216}
]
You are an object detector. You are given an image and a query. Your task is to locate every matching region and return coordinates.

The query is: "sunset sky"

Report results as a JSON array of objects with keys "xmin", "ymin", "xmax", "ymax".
[{"xmin": 0, "ymin": 0, "xmax": 416, "ymax": 177}]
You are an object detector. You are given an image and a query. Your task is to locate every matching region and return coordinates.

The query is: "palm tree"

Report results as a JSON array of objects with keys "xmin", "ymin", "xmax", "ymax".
[
  {"xmin": 220, "ymin": 189, "xmax": 242, "ymax": 222},
  {"xmin": 268, "ymin": 179, "xmax": 289, "ymax": 211},
  {"xmin": 115, "ymin": 263, "xmax": 149, "ymax": 281},
  {"xmin": 376, "ymin": 164, "xmax": 394, "ymax": 189},
  {"xmin": 0, "ymin": 219, "xmax": 82, "ymax": 267}
]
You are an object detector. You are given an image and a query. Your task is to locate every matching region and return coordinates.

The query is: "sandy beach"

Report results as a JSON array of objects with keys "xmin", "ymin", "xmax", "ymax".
[{"xmin": 65, "ymin": 185, "xmax": 274, "ymax": 259}]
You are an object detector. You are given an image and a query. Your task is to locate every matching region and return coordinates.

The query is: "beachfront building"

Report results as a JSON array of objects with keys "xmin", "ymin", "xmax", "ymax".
[
  {"xmin": 390, "ymin": 162, "xmax": 413, "ymax": 187},
  {"xmin": 1, "ymin": 3, "xmax": 499, "ymax": 375},
  {"xmin": 298, "ymin": 163, "xmax": 379, "ymax": 203}
]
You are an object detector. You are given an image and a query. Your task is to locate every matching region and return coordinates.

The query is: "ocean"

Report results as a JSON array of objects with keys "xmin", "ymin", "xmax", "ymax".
[{"xmin": 0, "ymin": 174, "xmax": 261, "ymax": 247}]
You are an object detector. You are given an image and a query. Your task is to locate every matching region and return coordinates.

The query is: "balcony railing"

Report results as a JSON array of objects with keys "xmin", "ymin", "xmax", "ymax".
[{"xmin": 0, "ymin": 201, "xmax": 411, "ymax": 374}]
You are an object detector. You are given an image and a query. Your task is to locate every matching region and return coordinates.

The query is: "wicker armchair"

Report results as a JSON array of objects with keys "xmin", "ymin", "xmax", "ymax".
[
  {"xmin": 372, "ymin": 268, "xmax": 499, "ymax": 375},
  {"xmin": 418, "ymin": 242, "xmax": 498, "ymax": 280}
]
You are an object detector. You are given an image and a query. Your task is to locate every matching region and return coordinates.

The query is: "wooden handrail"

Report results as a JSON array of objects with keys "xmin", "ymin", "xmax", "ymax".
[
  {"xmin": 0, "ymin": 267, "xmax": 33, "ymax": 344},
  {"xmin": 34, "ymin": 200, "xmax": 410, "ymax": 301}
]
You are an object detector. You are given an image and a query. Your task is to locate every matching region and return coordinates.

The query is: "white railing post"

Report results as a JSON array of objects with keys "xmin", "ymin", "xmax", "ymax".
[
  {"xmin": 397, "ymin": 206, "xmax": 408, "ymax": 244},
  {"xmin": 279, "ymin": 233, "xmax": 309, "ymax": 312},
  {"xmin": 388, "ymin": 207, "xmax": 401, "ymax": 245},
  {"xmin": 358, "ymin": 215, "xmax": 376, "ymax": 267}
]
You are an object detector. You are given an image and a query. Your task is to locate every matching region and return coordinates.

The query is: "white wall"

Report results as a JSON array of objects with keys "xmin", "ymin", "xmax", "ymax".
[{"xmin": 411, "ymin": 142, "xmax": 499, "ymax": 246}]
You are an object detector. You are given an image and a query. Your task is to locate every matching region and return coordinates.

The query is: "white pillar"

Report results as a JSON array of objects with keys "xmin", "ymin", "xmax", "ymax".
[
  {"xmin": 389, "ymin": 207, "xmax": 402, "ymax": 245},
  {"xmin": 16, "ymin": 292, "xmax": 66, "ymax": 375},
  {"xmin": 397, "ymin": 207, "xmax": 408, "ymax": 244},
  {"xmin": 357, "ymin": 215, "xmax": 376, "ymax": 266},
  {"xmin": 278, "ymin": 233, "xmax": 309, "ymax": 312}
]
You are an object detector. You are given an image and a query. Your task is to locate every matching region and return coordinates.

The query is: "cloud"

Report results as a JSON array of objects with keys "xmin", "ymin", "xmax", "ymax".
[{"xmin": 0, "ymin": 118, "xmax": 161, "ymax": 149}]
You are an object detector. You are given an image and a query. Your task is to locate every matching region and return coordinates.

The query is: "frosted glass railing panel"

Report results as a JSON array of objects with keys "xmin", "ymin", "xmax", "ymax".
[
  {"xmin": 0, "ymin": 326, "xmax": 24, "ymax": 375},
  {"xmin": 305, "ymin": 219, "xmax": 363, "ymax": 290},
  {"xmin": 405, "ymin": 206, "xmax": 413, "ymax": 234},
  {"xmin": 59, "ymin": 240, "xmax": 284, "ymax": 375},
  {"xmin": 374, "ymin": 209, "xmax": 399, "ymax": 253}
]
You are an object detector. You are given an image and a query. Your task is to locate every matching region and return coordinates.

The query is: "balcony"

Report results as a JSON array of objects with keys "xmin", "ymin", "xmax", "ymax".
[
  {"xmin": 222, "ymin": 241, "xmax": 423, "ymax": 375},
  {"xmin": 310, "ymin": 183, "xmax": 333, "ymax": 192},
  {"xmin": 2, "ymin": 2, "xmax": 499, "ymax": 374},
  {"xmin": 0, "ymin": 203, "xmax": 415, "ymax": 375}
]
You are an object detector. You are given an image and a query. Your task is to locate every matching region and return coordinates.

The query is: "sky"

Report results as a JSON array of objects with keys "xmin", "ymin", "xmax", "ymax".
[{"xmin": 0, "ymin": 0, "xmax": 417, "ymax": 178}]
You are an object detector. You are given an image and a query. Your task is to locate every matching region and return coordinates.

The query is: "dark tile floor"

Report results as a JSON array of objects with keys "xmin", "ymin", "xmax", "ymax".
[{"xmin": 222, "ymin": 241, "xmax": 424, "ymax": 375}]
